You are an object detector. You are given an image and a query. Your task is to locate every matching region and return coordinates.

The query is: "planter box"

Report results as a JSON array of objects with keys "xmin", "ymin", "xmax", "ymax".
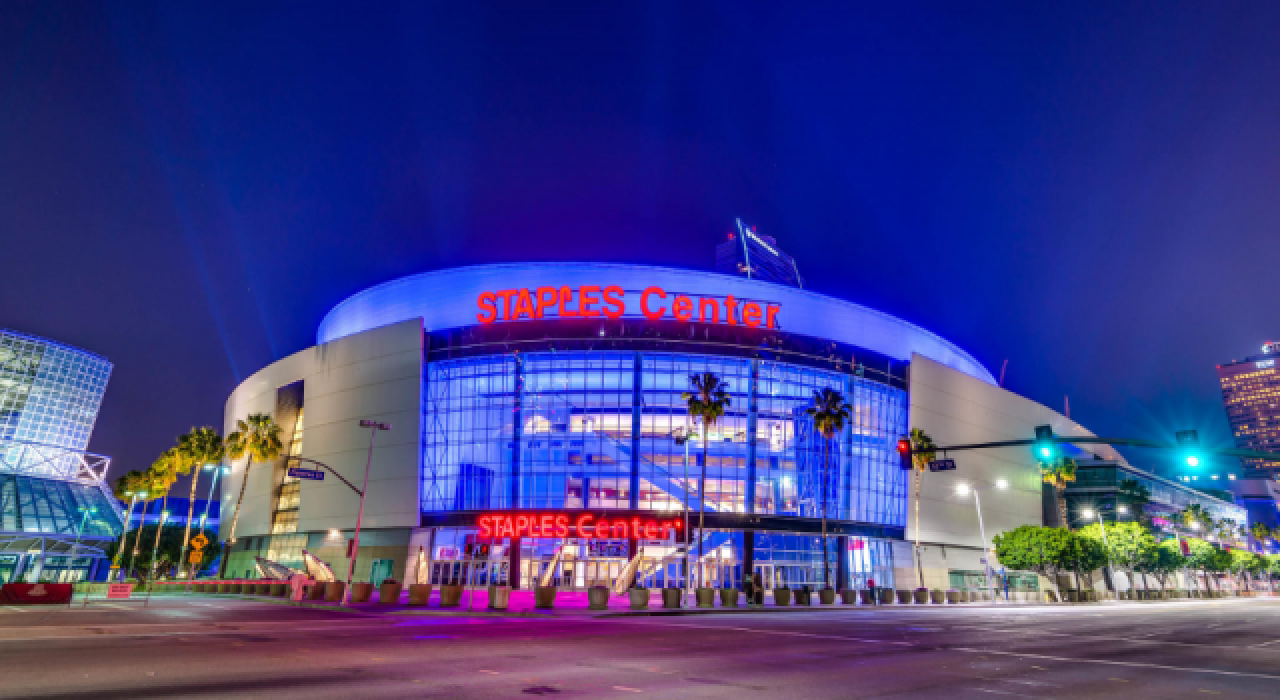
[
  {"xmin": 440, "ymin": 584, "xmax": 464, "ymax": 607},
  {"xmin": 379, "ymin": 583, "xmax": 403, "ymax": 604},
  {"xmin": 534, "ymin": 586, "xmax": 556, "ymax": 609},
  {"xmin": 895, "ymin": 590, "xmax": 912, "ymax": 604},
  {"xmin": 1044, "ymin": 591, "xmax": 1059, "ymax": 603},
  {"xmin": 794, "ymin": 589, "xmax": 812, "ymax": 606},
  {"xmin": 846, "ymin": 589, "xmax": 863, "ymax": 605},
  {"xmin": 720, "ymin": 588, "xmax": 739, "ymax": 607},
  {"xmin": 270, "ymin": 583, "xmax": 287, "ymax": 597},
  {"xmin": 407, "ymin": 584, "xmax": 432, "ymax": 605},
  {"xmin": 856, "ymin": 589, "xmax": 872, "ymax": 605},
  {"xmin": 1066, "ymin": 591, "xmax": 1079, "ymax": 603},
  {"xmin": 251, "ymin": 583, "xmax": 266, "ymax": 595},
  {"xmin": 324, "ymin": 581, "xmax": 345, "ymax": 603},
  {"xmin": 773, "ymin": 588, "xmax": 793, "ymax": 606},
  {"xmin": 217, "ymin": 583, "xmax": 230, "ymax": 594},
  {"xmin": 662, "ymin": 588, "xmax": 683, "ymax": 609},
  {"xmin": 928, "ymin": 589, "xmax": 944, "ymax": 604},
  {"xmin": 489, "ymin": 585, "xmax": 511, "ymax": 610},
  {"xmin": 946, "ymin": 590, "xmax": 963, "ymax": 604},
  {"xmin": 350, "ymin": 583, "xmax": 373, "ymax": 603},
  {"xmin": 912, "ymin": 589, "xmax": 929, "ymax": 604},
  {"xmin": 695, "ymin": 588, "xmax": 715, "ymax": 608},
  {"xmin": 588, "ymin": 586, "xmax": 610, "ymax": 610},
  {"xmin": 819, "ymin": 588, "xmax": 836, "ymax": 605},
  {"xmin": 629, "ymin": 588, "xmax": 650, "ymax": 610},
  {"xmin": 308, "ymin": 583, "xmax": 327, "ymax": 601}
]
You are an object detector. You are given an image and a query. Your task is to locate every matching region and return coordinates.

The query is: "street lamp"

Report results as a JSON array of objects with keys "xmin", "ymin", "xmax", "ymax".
[
  {"xmin": 343, "ymin": 419, "xmax": 391, "ymax": 605},
  {"xmin": 673, "ymin": 428, "xmax": 693, "ymax": 606},
  {"xmin": 1080, "ymin": 507, "xmax": 1117, "ymax": 595},
  {"xmin": 125, "ymin": 491, "xmax": 148, "ymax": 581},
  {"xmin": 111, "ymin": 493, "xmax": 139, "ymax": 578},
  {"xmin": 955, "ymin": 482, "xmax": 997, "ymax": 600},
  {"xmin": 149, "ymin": 511, "xmax": 169, "ymax": 579}
]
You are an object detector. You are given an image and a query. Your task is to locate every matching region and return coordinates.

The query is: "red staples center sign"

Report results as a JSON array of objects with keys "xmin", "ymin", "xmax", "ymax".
[
  {"xmin": 478, "ymin": 513, "xmax": 683, "ymax": 540},
  {"xmin": 477, "ymin": 286, "xmax": 781, "ymax": 329}
]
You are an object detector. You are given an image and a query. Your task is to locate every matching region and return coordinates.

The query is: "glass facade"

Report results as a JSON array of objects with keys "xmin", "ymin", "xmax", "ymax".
[
  {"xmin": 0, "ymin": 329, "xmax": 111, "ymax": 449},
  {"xmin": 0, "ymin": 473, "xmax": 123, "ymax": 536},
  {"xmin": 421, "ymin": 349, "xmax": 906, "ymax": 589}
]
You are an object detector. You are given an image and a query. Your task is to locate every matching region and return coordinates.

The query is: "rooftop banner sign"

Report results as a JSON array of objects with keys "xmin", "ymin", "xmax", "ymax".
[{"xmin": 476, "ymin": 285, "xmax": 781, "ymax": 329}]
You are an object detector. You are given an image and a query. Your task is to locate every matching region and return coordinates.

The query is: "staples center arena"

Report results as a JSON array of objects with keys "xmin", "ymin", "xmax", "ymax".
[{"xmin": 221, "ymin": 252, "xmax": 1131, "ymax": 594}]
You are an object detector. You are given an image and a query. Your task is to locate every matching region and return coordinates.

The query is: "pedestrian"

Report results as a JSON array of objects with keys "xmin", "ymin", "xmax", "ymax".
[
  {"xmin": 867, "ymin": 578, "xmax": 877, "ymax": 605},
  {"xmin": 752, "ymin": 572, "xmax": 764, "ymax": 605}
]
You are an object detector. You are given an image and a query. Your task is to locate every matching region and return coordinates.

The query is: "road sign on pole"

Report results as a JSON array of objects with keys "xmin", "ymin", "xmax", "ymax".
[
  {"xmin": 927, "ymin": 458, "xmax": 957, "ymax": 472},
  {"xmin": 287, "ymin": 467, "xmax": 325, "ymax": 481}
]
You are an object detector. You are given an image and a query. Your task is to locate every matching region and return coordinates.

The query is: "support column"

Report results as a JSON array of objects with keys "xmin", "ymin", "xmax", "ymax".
[
  {"xmin": 629, "ymin": 353, "xmax": 642, "ymax": 510},
  {"xmin": 510, "ymin": 354, "xmax": 524, "ymax": 509},
  {"xmin": 742, "ymin": 530, "xmax": 755, "ymax": 587},
  {"xmin": 835, "ymin": 536, "xmax": 849, "ymax": 591},
  {"xmin": 745, "ymin": 360, "xmax": 759, "ymax": 514},
  {"xmin": 510, "ymin": 536, "xmax": 523, "ymax": 590}
]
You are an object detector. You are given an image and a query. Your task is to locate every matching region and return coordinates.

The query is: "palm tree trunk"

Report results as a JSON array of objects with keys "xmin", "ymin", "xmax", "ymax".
[
  {"xmin": 821, "ymin": 437, "xmax": 829, "ymax": 589},
  {"xmin": 150, "ymin": 492, "xmax": 168, "ymax": 577},
  {"xmin": 219, "ymin": 456, "xmax": 252, "ymax": 579},
  {"xmin": 1056, "ymin": 484, "xmax": 1068, "ymax": 528},
  {"xmin": 128, "ymin": 501, "xmax": 149, "ymax": 577},
  {"xmin": 178, "ymin": 470, "xmax": 201, "ymax": 579},
  {"xmin": 913, "ymin": 468, "xmax": 924, "ymax": 588},
  {"xmin": 698, "ymin": 423, "xmax": 707, "ymax": 590}
]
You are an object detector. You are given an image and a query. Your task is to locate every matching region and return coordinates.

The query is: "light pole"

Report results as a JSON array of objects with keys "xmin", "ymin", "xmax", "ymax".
[
  {"xmin": 343, "ymin": 419, "xmax": 391, "ymax": 605},
  {"xmin": 673, "ymin": 429, "xmax": 692, "ymax": 606},
  {"xmin": 198, "ymin": 465, "xmax": 229, "ymax": 537},
  {"xmin": 956, "ymin": 481, "xmax": 1001, "ymax": 600},
  {"xmin": 148, "ymin": 510, "xmax": 170, "ymax": 579},
  {"xmin": 125, "ymin": 491, "xmax": 148, "ymax": 581},
  {"xmin": 111, "ymin": 494, "xmax": 138, "ymax": 580},
  {"xmin": 1081, "ymin": 507, "xmax": 1118, "ymax": 595}
]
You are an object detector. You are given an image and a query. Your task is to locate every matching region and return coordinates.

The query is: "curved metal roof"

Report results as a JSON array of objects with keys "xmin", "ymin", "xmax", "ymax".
[{"xmin": 318, "ymin": 263, "xmax": 994, "ymax": 384}]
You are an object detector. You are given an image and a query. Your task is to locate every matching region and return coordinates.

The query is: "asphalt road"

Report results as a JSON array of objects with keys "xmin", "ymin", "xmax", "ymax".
[{"xmin": 1, "ymin": 596, "xmax": 1279, "ymax": 698}]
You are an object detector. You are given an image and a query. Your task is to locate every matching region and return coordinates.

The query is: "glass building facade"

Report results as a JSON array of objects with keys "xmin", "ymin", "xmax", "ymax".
[{"xmin": 422, "ymin": 349, "xmax": 906, "ymax": 590}]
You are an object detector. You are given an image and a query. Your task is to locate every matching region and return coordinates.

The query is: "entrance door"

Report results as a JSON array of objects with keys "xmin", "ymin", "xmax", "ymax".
[{"xmin": 370, "ymin": 559, "xmax": 394, "ymax": 586}]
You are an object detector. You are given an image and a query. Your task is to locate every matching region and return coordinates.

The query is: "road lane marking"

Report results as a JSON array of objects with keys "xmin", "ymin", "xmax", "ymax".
[
  {"xmin": 613, "ymin": 687, "xmax": 642, "ymax": 692},
  {"xmin": 951, "ymin": 647, "xmax": 1280, "ymax": 682}
]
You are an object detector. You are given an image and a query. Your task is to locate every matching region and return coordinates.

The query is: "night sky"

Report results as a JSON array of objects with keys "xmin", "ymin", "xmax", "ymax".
[{"xmin": 4, "ymin": 2, "xmax": 1279, "ymax": 482}]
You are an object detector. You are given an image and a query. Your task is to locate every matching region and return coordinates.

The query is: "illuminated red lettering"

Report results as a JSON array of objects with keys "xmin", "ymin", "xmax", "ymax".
[
  {"xmin": 477, "ymin": 293, "xmax": 498, "ymax": 324},
  {"xmin": 536, "ymin": 287, "xmax": 558, "ymax": 318},
  {"xmin": 602, "ymin": 286, "xmax": 625, "ymax": 319},
  {"xmin": 495, "ymin": 290, "xmax": 518, "ymax": 320},
  {"xmin": 698, "ymin": 298, "xmax": 718, "ymax": 323},
  {"xmin": 515, "ymin": 515, "xmax": 530, "ymax": 537},
  {"xmin": 558, "ymin": 287, "xmax": 580, "ymax": 317},
  {"xmin": 643, "ymin": 521, "xmax": 658, "ymax": 539},
  {"xmin": 743, "ymin": 302, "xmax": 762, "ymax": 328},
  {"xmin": 512, "ymin": 289, "xmax": 536, "ymax": 320},
  {"xmin": 724, "ymin": 295, "xmax": 738, "ymax": 325},
  {"xmin": 500, "ymin": 516, "xmax": 514, "ymax": 538},
  {"xmin": 554, "ymin": 515, "xmax": 570, "ymax": 537},
  {"xmin": 612, "ymin": 521, "xmax": 629, "ymax": 538},
  {"xmin": 660, "ymin": 522, "xmax": 673, "ymax": 539},
  {"xmin": 575, "ymin": 514, "xmax": 593, "ymax": 537},
  {"xmin": 766, "ymin": 304, "xmax": 780, "ymax": 329},
  {"xmin": 541, "ymin": 515, "xmax": 555, "ymax": 537},
  {"xmin": 478, "ymin": 515, "xmax": 493, "ymax": 538},
  {"xmin": 673, "ymin": 295, "xmax": 693, "ymax": 322},
  {"xmin": 579, "ymin": 285, "xmax": 601, "ymax": 318},
  {"xmin": 641, "ymin": 287, "xmax": 667, "ymax": 320}
]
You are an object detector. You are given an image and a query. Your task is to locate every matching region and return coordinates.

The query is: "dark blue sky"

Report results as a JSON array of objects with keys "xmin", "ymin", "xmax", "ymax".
[{"xmin": 3, "ymin": 2, "xmax": 1279, "ymax": 479}]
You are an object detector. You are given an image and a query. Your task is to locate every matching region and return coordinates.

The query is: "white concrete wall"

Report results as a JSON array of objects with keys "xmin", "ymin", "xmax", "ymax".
[
  {"xmin": 905, "ymin": 353, "xmax": 1126, "ymax": 550},
  {"xmin": 221, "ymin": 319, "xmax": 423, "ymax": 541}
]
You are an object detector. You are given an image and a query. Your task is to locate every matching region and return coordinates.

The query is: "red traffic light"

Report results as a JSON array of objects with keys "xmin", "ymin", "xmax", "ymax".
[{"xmin": 897, "ymin": 438, "xmax": 910, "ymax": 455}]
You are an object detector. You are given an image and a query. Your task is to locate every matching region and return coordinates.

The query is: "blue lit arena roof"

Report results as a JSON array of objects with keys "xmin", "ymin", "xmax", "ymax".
[{"xmin": 318, "ymin": 263, "xmax": 994, "ymax": 384}]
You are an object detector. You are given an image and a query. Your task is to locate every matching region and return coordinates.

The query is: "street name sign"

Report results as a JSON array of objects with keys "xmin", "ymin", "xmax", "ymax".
[
  {"xmin": 927, "ymin": 459, "xmax": 957, "ymax": 472},
  {"xmin": 287, "ymin": 467, "xmax": 325, "ymax": 481}
]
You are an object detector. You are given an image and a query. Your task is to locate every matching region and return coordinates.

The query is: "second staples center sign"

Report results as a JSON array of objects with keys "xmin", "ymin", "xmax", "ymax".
[{"xmin": 477, "ymin": 512, "xmax": 683, "ymax": 540}]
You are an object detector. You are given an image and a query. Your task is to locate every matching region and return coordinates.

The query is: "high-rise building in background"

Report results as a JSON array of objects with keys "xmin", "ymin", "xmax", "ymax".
[
  {"xmin": 715, "ymin": 218, "xmax": 803, "ymax": 288},
  {"xmin": 1216, "ymin": 342, "xmax": 1280, "ymax": 471}
]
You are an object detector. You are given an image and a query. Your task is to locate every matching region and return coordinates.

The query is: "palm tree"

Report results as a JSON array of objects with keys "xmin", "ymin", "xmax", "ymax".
[
  {"xmin": 127, "ymin": 473, "xmax": 167, "ymax": 580},
  {"xmin": 1041, "ymin": 457, "xmax": 1077, "ymax": 528},
  {"xmin": 1253, "ymin": 522, "xmax": 1274, "ymax": 553},
  {"xmin": 223, "ymin": 413, "xmax": 283, "ymax": 548},
  {"xmin": 1117, "ymin": 479, "xmax": 1151, "ymax": 524},
  {"xmin": 1179, "ymin": 503, "xmax": 1214, "ymax": 534},
  {"xmin": 682, "ymin": 372, "xmax": 731, "ymax": 589},
  {"xmin": 176, "ymin": 427, "xmax": 224, "ymax": 578},
  {"xmin": 805, "ymin": 387, "xmax": 851, "ymax": 590},
  {"xmin": 908, "ymin": 428, "xmax": 936, "ymax": 588},
  {"xmin": 145, "ymin": 450, "xmax": 181, "ymax": 577},
  {"xmin": 111, "ymin": 470, "xmax": 150, "ymax": 575}
]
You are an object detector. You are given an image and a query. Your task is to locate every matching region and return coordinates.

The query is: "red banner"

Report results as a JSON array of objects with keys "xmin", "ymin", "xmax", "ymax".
[{"xmin": 1, "ymin": 583, "xmax": 74, "ymax": 604}]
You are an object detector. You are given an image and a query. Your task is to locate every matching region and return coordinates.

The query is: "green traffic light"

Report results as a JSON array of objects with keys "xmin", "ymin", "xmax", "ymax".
[
  {"xmin": 1038, "ymin": 446, "xmax": 1053, "ymax": 459},
  {"xmin": 1186, "ymin": 455, "xmax": 1200, "ymax": 467}
]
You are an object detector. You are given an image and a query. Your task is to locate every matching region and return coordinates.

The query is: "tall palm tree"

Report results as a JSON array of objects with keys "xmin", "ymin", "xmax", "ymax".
[
  {"xmin": 176, "ymin": 427, "xmax": 224, "ymax": 578},
  {"xmin": 1179, "ymin": 503, "xmax": 1214, "ymax": 535},
  {"xmin": 146, "ymin": 450, "xmax": 181, "ymax": 577},
  {"xmin": 111, "ymin": 470, "xmax": 150, "ymax": 575},
  {"xmin": 682, "ymin": 372, "xmax": 731, "ymax": 589},
  {"xmin": 1252, "ymin": 522, "xmax": 1274, "ymax": 553},
  {"xmin": 805, "ymin": 388, "xmax": 851, "ymax": 590},
  {"xmin": 128, "ymin": 471, "xmax": 167, "ymax": 579},
  {"xmin": 908, "ymin": 428, "xmax": 936, "ymax": 588},
  {"xmin": 223, "ymin": 413, "xmax": 283, "ymax": 547},
  {"xmin": 1041, "ymin": 457, "xmax": 1077, "ymax": 528}
]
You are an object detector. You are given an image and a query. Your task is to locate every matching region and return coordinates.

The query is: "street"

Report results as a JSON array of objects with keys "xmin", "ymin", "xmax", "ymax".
[{"xmin": 1, "ymin": 596, "xmax": 1279, "ymax": 698}]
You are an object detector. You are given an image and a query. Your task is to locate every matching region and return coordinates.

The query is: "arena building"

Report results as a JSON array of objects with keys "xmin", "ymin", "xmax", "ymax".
[{"xmin": 220, "ymin": 263, "xmax": 1125, "ymax": 594}]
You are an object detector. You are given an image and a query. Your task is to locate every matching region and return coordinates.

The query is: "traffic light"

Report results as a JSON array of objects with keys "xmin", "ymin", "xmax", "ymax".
[
  {"xmin": 1033, "ymin": 425, "xmax": 1057, "ymax": 463},
  {"xmin": 897, "ymin": 438, "xmax": 912, "ymax": 470},
  {"xmin": 1176, "ymin": 430, "xmax": 1201, "ymax": 468}
]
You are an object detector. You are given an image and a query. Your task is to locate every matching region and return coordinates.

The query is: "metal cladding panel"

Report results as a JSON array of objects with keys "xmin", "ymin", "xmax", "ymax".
[{"xmin": 317, "ymin": 263, "xmax": 993, "ymax": 384}]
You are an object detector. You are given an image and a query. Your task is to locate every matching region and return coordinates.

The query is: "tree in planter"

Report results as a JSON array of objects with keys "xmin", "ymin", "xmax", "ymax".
[
  {"xmin": 176, "ymin": 426, "xmax": 224, "ymax": 578},
  {"xmin": 1268, "ymin": 554, "xmax": 1280, "ymax": 591},
  {"xmin": 907, "ymin": 428, "xmax": 936, "ymax": 588},
  {"xmin": 145, "ymin": 450, "xmax": 182, "ymax": 578},
  {"xmin": 804, "ymin": 387, "xmax": 850, "ymax": 591},
  {"xmin": 1040, "ymin": 457, "xmax": 1077, "ymax": 528},
  {"xmin": 221, "ymin": 413, "xmax": 283, "ymax": 577},
  {"xmin": 1185, "ymin": 538, "xmax": 1223, "ymax": 592},
  {"xmin": 1141, "ymin": 540, "xmax": 1186, "ymax": 593},
  {"xmin": 107, "ymin": 524, "xmax": 224, "ymax": 579},
  {"xmin": 1250, "ymin": 522, "xmax": 1273, "ymax": 553},
  {"xmin": 681, "ymin": 372, "xmax": 730, "ymax": 590},
  {"xmin": 992, "ymin": 525, "xmax": 1073, "ymax": 601},
  {"xmin": 110, "ymin": 470, "xmax": 151, "ymax": 574},
  {"xmin": 1228, "ymin": 549, "xmax": 1263, "ymax": 592},
  {"xmin": 1065, "ymin": 531, "xmax": 1107, "ymax": 595},
  {"xmin": 1078, "ymin": 521, "xmax": 1152, "ymax": 595}
]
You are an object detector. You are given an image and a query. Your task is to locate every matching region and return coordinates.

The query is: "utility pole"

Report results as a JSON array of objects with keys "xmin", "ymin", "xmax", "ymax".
[{"xmin": 343, "ymin": 419, "xmax": 390, "ymax": 605}]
